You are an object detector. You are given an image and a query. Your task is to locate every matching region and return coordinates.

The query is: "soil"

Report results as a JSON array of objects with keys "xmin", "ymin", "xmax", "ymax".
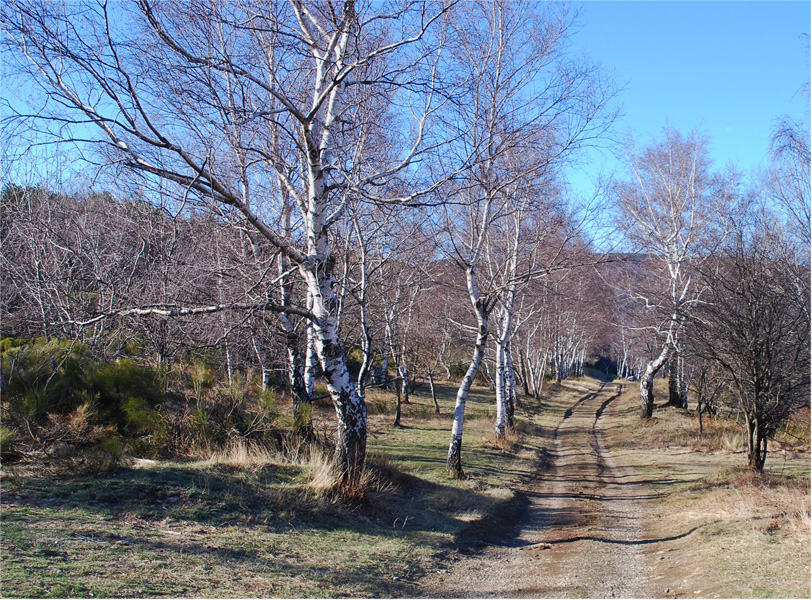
[{"xmin": 419, "ymin": 378, "xmax": 811, "ymax": 599}]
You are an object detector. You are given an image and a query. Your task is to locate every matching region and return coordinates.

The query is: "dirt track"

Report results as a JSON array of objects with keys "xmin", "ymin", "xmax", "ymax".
[{"xmin": 422, "ymin": 379, "xmax": 661, "ymax": 598}]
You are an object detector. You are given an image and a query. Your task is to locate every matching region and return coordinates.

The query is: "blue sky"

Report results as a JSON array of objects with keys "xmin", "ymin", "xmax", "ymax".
[{"xmin": 568, "ymin": 0, "xmax": 810, "ymax": 194}]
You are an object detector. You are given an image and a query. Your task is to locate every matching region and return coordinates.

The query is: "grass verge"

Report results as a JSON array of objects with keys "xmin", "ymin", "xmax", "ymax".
[{"xmin": 1, "ymin": 380, "xmax": 545, "ymax": 598}]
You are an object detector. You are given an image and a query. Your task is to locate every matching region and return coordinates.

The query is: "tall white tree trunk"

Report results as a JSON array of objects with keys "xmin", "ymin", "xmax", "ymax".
[
  {"xmin": 303, "ymin": 262, "xmax": 367, "ymax": 488},
  {"xmin": 640, "ymin": 344, "xmax": 670, "ymax": 418},
  {"xmin": 494, "ymin": 290, "xmax": 515, "ymax": 438},
  {"xmin": 447, "ymin": 267, "xmax": 491, "ymax": 478},
  {"xmin": 494, "ymin": 335, "xmax": 507, "ymax": 437},
  {"xmin": 304, "ymin": 290, "xmax": 318, "ymax": 398}
]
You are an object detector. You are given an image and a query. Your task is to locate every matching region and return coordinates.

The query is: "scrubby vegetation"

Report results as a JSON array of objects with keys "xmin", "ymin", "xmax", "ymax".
[{"xmin": 0, "ymin": 337, "xmax": 287, "ymax": 473}]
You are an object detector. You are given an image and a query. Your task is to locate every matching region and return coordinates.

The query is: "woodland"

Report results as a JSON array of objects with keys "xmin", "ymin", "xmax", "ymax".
[{"xmin": 0, "ymin": 1, "xmax": 809, "ymax": 597}]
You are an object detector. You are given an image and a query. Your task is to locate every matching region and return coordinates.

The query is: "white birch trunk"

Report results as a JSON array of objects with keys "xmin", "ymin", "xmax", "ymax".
[
  {"xmin": 304, "ymin": 290, "xmax": 318, "ymax": 398},
  {"xmin": 640, "ymin": 344, "xmax": 670, "ymax": 418},
  {"xmin": 494, "ymin": 289, "xmax": 515, "ymax": 438},
  {"xmin": 494, "ymin": 335, "xmax": 507, "ymax": 437},
  {"xmin": 447, "ymin": 266, "xmax": 490, "ymax": 478}
]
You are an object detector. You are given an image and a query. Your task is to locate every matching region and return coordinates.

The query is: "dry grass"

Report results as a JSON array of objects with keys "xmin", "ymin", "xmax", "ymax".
[
  {"xmin": 202, "ymin": 437, "xmax": 417, "ymax": 503},
  {"xmin": 482, "ymin": 423, "xmax": 522, "ymax": 453},
  {"xmin": 200, "ymin": 437, "xmax": 347, "ymax": 499},
  {"xmin": 202, "ymin": 438, "xmax": 281, "ymax": 468},
  {"xmin": 606, "ymin": 383, "xmax": 749, "ymax": 454},
  {"xmin": 719, "ymin": 473, "xmax": 811, "ymax": 538},
  {"xmin": 598, "ymin": 377, "xmax": 811, "ymax": 598}
]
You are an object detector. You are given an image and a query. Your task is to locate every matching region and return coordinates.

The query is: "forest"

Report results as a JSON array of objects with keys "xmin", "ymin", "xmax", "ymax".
[{"xmin": 1, "ymin": 1, "xmax": 810, "ymax": 598}]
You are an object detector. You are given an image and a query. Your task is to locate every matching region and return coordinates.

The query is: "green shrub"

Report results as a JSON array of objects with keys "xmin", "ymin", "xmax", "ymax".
[
  {"xmin": 189, "ymin": 406, "xmax": 217, "ymax": 449},
  {"xmin": 260, "ymin": 388, "xmax": 279, "ymax": 413},
  {"xmin": 120, "ymin": 396, "xmax": 162, "ymax": 434},
  {"xmin": 1, "ymin": 338, "xmax": 92, "ymax": 420},
  {"xmin": 90, "ymin": 359, "xmax": 162, "ymax": 423},
  {"xmin": 0, "ymin": 425, "xmax": 15, "ymax": 452}
]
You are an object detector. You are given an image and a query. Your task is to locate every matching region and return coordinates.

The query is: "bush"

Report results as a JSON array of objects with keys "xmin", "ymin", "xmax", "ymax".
[
  {"xmin": 1, "ymin": 338, "xmax": 92, "ymax": 421},
  {"xmin": 0, "ymin": 425, "xmax": 16, "ymax": 458},
  {"xmin": 90, "ymin": 359, "xmax": 162, "ymax": 418},
  {"xmin": 43, "ymin": 402, "xmax": 123, "ymax": 473},
  {"xmin": 0, "ymin": 337, "xmax": 287, "ymax": 460}
]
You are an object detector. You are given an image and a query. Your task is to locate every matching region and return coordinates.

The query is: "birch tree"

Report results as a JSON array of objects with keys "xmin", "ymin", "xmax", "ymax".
[
  {"xmin": 440, "ymin": 0, "xmax": 614, "ymax": 475},
  {"xmin": 4, "ymin": 0, "xmax": 454, "ymax": 489},
  {"xmin": 614, "ymin": 127, "xmax": 732, "ymax": 418}
]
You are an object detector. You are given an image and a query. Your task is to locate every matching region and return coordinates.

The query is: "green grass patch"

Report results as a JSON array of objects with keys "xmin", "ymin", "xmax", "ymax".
[{"xmin": 2, "ymin": 379, "xmax": 551, "ymax": 598}]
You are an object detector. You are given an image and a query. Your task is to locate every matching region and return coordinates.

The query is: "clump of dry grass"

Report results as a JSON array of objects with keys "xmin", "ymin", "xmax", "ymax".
[
  {"xmin": 200, "ymin": 436, "xmax": 410, "ymax": 506},
  {"xmin": 309, "ymin": 450, "xmax": 406, "ymax": 503},
  {"xmin": 482, "ymin": 425, "xmax": 521, "ymax": 453},
  {"xmin": 698, "ymin": 470, "xmax": 812, "ymax": 539},
  {"xmin": 203, "ymin": 439, "xmax": 280, "ymax": 468},
  {"xmin": 305, "ymin": 445, "xmax": 339, "ymax": 495}
]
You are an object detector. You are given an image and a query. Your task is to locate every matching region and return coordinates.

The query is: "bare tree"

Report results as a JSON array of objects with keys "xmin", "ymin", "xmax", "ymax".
[
  {"xmin": 440, "ymin": 0, "xmax": 614, "ymax": 477},
  {"xmin": 689, "ymin": 204, "xmax": 810, "ymax": 470},
  {"xmin": 613, "ymin": 127, "xmax": 733, "ymax": 418},
  {"xmin": 4, "ymin": 0, "xmax": 456, "ymax": 489},
  {"xmin": 767, "ymin": 117, "xmax": 811, "ymax": 250}
]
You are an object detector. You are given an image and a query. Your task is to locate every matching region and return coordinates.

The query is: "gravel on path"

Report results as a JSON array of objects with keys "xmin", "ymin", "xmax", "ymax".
[{"xmin": 421, "ymin": 380, "xmax": 660, "ymax": 598}]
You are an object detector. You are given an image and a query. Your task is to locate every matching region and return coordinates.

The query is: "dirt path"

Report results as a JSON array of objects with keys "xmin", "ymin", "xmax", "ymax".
[{"xmin": 422, "ymin": 379, "xmax": 662, "ymax": 598}]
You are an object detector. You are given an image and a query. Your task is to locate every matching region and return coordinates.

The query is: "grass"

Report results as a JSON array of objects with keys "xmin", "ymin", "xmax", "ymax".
[
  {"xmin": 601, "ymin": 378, "xmax": 811, "ymax": 599},
  {"xmin": 1, "ymin": 379, "xmax": 545, "ymax": 598},
  {"xmin": 5, "ymin": 375, "xmax": 807, "ymax": 598}
]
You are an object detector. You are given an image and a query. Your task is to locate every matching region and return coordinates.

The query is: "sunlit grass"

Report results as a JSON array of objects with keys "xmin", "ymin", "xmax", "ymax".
[{"xmin": 1, "ymin": 378, "xmax": 552, "ymax": 598}]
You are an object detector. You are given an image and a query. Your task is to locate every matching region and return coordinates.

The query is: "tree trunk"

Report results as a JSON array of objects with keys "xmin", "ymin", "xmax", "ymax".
[
  {"xmin": 285, "ymin": 330, "xmax": 314, "ymax": 441},
  {"xmin": 678, "ymin": 354, "xmax": 689, "ymax": 409},
  {"xmin": 399, "ymin": 363, "xmax": 411, "ymax": 404},
  {"xmin": 640, "ymin": 344, "xmax": 670, "ymax": 418},
  {"xmin": 304, "ymin": 310, "xmax": 319, "ymax": 398},
  {"xmin": 393, "ymin": 377, "xmax": 402, "ymax": 427},
  {"xmin": 305, "ymin": 262, "xmax": 367, "ymax": 490},
  {"xmin": 483, "ymin": 358, "xmax": 496, "ymax": 391},
  {"xmin": 697, "ymin": 395, "xmax": 704, "ymax": 435},
  {"xmin": 508, "ymin": 350, "xmax": 521, "ymax": 410},
  {"xmin": 518, "ymin": 346, "xmax": 531, "ymax": 397},
  {"xmin": 746, "ymin": 416, "xmax": 768, "ymax": 471},
  {"xmin": 429, "ymin": 372, "xmax": 440, "ymax": 414},
  {"xmin": 505, "ymin": 345, "xmax": 518, "ymax": 426},
  {"xmin": 448, "ymin": 293, "xmax": 489, "ymax": 478},
  {"xmin": 494, "ymin": 336, "xmax": 507, "ymax": 438},
  {"xmin": 667, "ymin": 345, "xmax": 685, "ymax": 408},
  {"xmin": 321, "ymin": 336, "xmax": 368, "ymax": 490}
]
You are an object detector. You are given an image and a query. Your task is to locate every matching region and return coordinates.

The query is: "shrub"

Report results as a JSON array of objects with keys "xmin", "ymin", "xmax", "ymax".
[
  {"xmin": 0, "ymin": 425, "xmax": 13, "ymax": 447},
  {"xmin": 43, "ymin": 402, "xmax": 123, "ymax": 473},
  {"xmin": 90, "ymin": 359, "xmax": 162, "ymax": 416},
  {"xmin": 1, "ymin": 338, "xmax": 92, "ymax": 421}
]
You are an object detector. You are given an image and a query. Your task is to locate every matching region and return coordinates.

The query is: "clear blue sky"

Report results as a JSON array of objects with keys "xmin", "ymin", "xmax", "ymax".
[{"xmin": 568, "ymin": 0, "xmax": 810, "ymax": 194}]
